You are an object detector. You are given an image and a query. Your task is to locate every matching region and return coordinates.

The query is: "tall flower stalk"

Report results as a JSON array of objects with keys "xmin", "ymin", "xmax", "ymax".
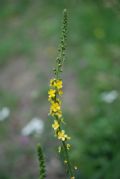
[
  {"xmin": 48, "ymin": 9, "xmax": 76, "ymax": 179},
  {"xmin": 37, "ymin": 144, "xmax": 46, "ymax": 179}
]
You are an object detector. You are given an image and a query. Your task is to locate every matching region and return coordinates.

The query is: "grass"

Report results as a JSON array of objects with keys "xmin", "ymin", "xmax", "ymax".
[{"xmin": 0, "ymin": 90, "xmax": 18, "ymax": 108}]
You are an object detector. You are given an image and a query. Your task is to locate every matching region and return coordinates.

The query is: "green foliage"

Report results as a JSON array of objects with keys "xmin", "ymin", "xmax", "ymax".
[
  {"xmin": 37, "ymin": 144, "xmax": 46, "ymax": 179},
  {"xmin": 72, "ymin": 117, "xmax": 120, "ymax": 179}
]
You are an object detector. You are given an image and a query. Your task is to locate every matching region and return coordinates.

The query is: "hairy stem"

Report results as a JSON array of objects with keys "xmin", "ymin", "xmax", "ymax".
[{"xmin": 37, "ymin": 144, "xmax": 46, "ymax": 179}]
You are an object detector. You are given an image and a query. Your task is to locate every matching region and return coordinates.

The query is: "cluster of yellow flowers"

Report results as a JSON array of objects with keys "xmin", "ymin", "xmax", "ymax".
[{"xmin": 48, "ymin": 78, "xmax": 71, "ymax": 142}]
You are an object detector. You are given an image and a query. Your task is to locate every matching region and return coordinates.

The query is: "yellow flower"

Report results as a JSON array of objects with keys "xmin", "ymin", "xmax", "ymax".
[
  {"xmin": 50, "ymin": 78, "xmax": 56, "ymax": 87},
  {"xmin": 50, "ymin": 110, "xmax": 62, "ymax": 118},
  {"xmin": 48, "ymin": 89, "xmax": 56, "ymax": 98},
  {"xmin": 52, "ymin": 120, "xmax": 59, "ymax": 130},
  {"xmin": 58, "ymin": 130, "xmax": 68, "ymax": 141},
  {"xmin": 58, "ymin": 89, "xmax": 63, "ymax": 96},
  {"xmin": 55, "ymin": 110, "xmax": 62, "ymax": 118},
  {"xmin": 58, "ymin": 146, "xmax": 61, "ymax": 153},
  {"xmin": 71, "ymin": 177, "xmax": 75, "ymax": 179},
  {"xmin": 55, "ymin": 80, "xmax": 63, "ymax": 89},
  {"xmin": 66, "ymin": 135, "xmax": 71, "ymax": 140},
  {"xmin": 64, "ymin": 160, "xmax": 68, "ymax": 164},
  {"xmin": 50, "ymin": 102, "xmax": 61, "ymax": 113},
  {"xmin": 74, "ymin": 166, "xmax": 78, "ymax": 170},
  {"xmin": 58, "ymin": 130, "xmax": 66, "ymax": 141},
  {"xmin": 67, "ymin": 144, "xmax": 71, "ymax": 150}
]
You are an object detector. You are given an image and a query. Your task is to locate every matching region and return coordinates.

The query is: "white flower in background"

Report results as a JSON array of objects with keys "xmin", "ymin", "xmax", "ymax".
[
  {"xmin": 0, "ymin": 107, "xmax": 10, "ymax": 121},
  {"xmin": 21, "ymin": 117, "xmax": 44, "ymax": 136},
  {"xmin": 101, "ymin": 90, "xmax": 119, "ymax": 103}
]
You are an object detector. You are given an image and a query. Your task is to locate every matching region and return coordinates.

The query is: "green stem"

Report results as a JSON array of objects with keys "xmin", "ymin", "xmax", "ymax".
[
  {"xmin": 53, "ymin": 9, "xmax": 74, "ymax": 179},
  {"xmin": 62, "ymin": 141, "xmax": 74, "ymax": 177},
  {"xmin": 54, "ymin": 115, "xmax": 74, "ymax": 178}
]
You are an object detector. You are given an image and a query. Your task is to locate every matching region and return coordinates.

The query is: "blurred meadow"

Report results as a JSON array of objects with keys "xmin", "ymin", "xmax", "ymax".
[{"xmin": 0, "ymin": 0, "xmax": 120, "ymax": 179}]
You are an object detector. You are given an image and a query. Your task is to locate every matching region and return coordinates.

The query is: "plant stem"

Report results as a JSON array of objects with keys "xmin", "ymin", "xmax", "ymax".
[
  {"xmin": 54, "ymin": 115, "xmax": 74, "ymax": 177},
  {"xmin": 53, "ymin": 9, "xmax": 75, "ymax": 179},
  {"xmin": 62, "ymin": 141, "xmax": 74, "ymax": 177}
]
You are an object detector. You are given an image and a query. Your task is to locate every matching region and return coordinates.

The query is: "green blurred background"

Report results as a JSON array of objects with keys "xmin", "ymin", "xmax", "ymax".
[{"xmin": 0, "ymin": 0, "xmax": 120, "ymax": 179}]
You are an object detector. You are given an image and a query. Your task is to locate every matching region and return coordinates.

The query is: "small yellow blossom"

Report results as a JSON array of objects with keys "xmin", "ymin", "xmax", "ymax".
[
  {"xmin": 50, "ymin": 102, "xmax": 61, "ymax": 113},
  {"xmin": 48, "ymin": 89, "xmax": 56, "ymax": 98},
  {"xmin": 52, "ymin": 120, "xmax": 59, "ymax": 130},
  {"xmin": 50, "ymin": 110, "xmax": 62, "ymax": 118},
  {"xmin": 58, "ymin": 130, "xmax": 66, "ymax": 141},
  {"xmin": 50, "ymin": 78, "xmax": 56, "ymax": 87},
  {"xmin": 57, "ymin": 130, "xmax": 70, "ymax": 141},
  {"xmin": 64, "ymin": 160, "xmax": 68, "ymax": 164},
  {"xmin": 58, "ymin": 89, "xmax": 63, "ymax": 96},
  {"xmin": 71, "ymin": 177, "xmax": 75, "ymax": 179},
  {"xmin": 67, "ymin": 144, "xmax": 71, "ymax": 150},
  {"xmin": 58, "ymin": 146, "xmax": 61, "ymax": 153},
  {"xmin": 74, "ymin": 166, "xmax": 78, "ymax": 170},
  {"xmin": 55, "ymin": 110, "xmax": 62, "ymax": 118},
  {"xmin": 66, "ymin": 135, "xmax": 71, "ymax": 140},
  {"xmin": 55, "ymin": 80, "xmax": 63, "ymax": 89}
]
